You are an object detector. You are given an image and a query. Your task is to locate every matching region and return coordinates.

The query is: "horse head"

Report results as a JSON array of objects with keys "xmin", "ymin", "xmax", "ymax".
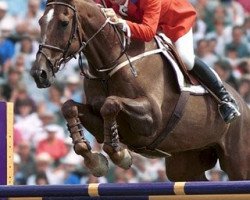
[{"xmin": 31, "ymin": 0, "xmax": 126, "ymax": 88}]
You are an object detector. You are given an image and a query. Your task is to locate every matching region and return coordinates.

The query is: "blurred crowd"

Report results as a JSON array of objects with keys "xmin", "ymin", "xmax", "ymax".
[{"xmin": 0, "ymin": 0, "xmax": 249, "ymax": 185}]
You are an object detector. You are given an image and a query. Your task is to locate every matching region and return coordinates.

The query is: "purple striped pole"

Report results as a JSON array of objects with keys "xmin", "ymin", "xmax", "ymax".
[
  {"xmin": 0, "ymin": 182, "xmax": 250, "ymax": 197},
  {"xmin": 0, "ymin": 101, "xmax": 13, "ymax": 185}
]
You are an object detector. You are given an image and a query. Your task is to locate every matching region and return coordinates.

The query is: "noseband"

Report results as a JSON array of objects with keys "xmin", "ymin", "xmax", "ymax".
[{"xmin": 38, "ymin": 1, "xmax": 129, "ymax": 78}]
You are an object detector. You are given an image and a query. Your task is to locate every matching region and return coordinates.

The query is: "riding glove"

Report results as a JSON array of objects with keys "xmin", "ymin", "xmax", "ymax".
[{"xmin": 101, "ymin": 8, "xmax": 127, "ymax": 32}]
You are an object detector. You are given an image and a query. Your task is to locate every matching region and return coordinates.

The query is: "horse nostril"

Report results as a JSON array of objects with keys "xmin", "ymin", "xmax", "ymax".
[{"xmin": 40, "ymin": 69, "xmax": 47, "ymax": 79}]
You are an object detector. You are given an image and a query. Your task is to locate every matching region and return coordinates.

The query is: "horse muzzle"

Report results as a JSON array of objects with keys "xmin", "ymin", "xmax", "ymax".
[{"xmin": 30, "ymin": 66, "xmax": 52, "ymax": 88}]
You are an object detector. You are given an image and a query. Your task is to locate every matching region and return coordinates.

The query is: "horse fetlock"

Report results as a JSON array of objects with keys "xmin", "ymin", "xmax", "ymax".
[
  {"xmin": 103, "ymin": 143, "xmax": 132, "ymax": 170},
  {"xmin": 74, "ymin": 142, "xmax": 90, "ymax": 155},
  {"xmin": 103, "ymin": 143, "xmax": 113, "ymax": 154},
  {"xmin": 61, "ymin": 100, "xmax": 79, "ymax": 118}
]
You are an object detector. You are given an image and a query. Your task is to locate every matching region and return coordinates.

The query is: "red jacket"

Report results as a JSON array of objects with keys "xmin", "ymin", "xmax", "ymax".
[{"xmin": 100, "ymin": 0, "xmax": 197, "ymax": 42}]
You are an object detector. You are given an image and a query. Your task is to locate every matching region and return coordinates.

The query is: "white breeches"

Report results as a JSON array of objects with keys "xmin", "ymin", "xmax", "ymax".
[{"xmin": 174, "ymin": 29, "xmax": 195, "ymax": 71}]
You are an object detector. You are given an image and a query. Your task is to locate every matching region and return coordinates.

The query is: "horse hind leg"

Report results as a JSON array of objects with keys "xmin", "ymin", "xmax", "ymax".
[
  {"xmin": 61, "ymin": 100, "xmax": 109, "ymax": 177},
  {"xmin": 100, "ymin": 96, "xmax": 133, "ymax": 170}
]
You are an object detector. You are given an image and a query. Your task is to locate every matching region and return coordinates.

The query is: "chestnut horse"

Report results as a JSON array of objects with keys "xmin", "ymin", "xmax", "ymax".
[{"xmin": 31, "ymin": 0, "xmax": 250, "ymax": 181}]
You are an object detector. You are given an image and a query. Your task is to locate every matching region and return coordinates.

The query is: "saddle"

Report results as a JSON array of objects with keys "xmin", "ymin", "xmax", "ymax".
[
  {"xmin": 157, "ymin": 34, "xmax": 193, "ymax": 84},
  {"xmin": 155, "ymin": 34, "xmax": 207, "ymax": 95}
]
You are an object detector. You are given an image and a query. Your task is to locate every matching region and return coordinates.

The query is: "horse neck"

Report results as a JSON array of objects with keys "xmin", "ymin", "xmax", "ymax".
[
  {"xmin": 85, "ymin": 32, "xmax": 123, "ymax": 72},
  {"xmin": 77, "ymin": 1, "xmax": 124, "ymax": 76}
]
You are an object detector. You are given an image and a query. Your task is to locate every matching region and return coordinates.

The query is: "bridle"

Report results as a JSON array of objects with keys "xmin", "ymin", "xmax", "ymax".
[
  {"xmin": 38, "ymin": 1, "xmax": 129, "ymax": 78},
  {"xmin": 38, "ymin": 2, "xmax": 80, "ymax": 76}
]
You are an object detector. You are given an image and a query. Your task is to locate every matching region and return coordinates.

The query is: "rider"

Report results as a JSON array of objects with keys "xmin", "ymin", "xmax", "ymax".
[{"xmin": 97, "ymin": 0, "xmax": 241, "ymax": 123}]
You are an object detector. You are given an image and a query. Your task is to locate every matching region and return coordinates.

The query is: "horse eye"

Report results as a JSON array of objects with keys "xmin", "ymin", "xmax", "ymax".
[{"xmin": 61, "ymin": 20, "xmax": 69, "ymax": 27}]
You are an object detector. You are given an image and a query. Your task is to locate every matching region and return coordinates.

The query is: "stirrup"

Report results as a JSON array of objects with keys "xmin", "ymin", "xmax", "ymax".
[{"xmin": 218, "ymin": 101, "xmax": 241, "ymax": 123}]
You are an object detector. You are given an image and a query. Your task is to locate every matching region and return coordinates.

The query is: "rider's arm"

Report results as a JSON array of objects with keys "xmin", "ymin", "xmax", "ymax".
[{"xmin": 126, "ymin": 0, "xmax": 161, "ymax": 42}]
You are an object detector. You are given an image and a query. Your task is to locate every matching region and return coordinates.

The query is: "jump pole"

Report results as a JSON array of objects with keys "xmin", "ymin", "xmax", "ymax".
[
  {"xmin": 0, "ymin": 101, "xmax": 14, "ymax": 186},
  {"xmin": 1, "ymin": 182, "xmax": 250, "ymax": 200}
]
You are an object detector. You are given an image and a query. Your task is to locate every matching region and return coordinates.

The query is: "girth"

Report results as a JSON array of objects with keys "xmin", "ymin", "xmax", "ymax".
[{"xmin": 128, "ymin": 91, "xmax": 190, "ymax": 157}]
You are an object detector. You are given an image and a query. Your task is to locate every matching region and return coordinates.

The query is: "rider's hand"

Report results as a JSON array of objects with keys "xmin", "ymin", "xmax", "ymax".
[{"xmin": 101, "ymin": 8, "xmax": 127, "ymax": 31}]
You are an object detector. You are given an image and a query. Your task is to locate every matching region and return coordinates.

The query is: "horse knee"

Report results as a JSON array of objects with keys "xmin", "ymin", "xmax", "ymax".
[
  {"xmin": 61, "ymin": 99, "xmax": 79, "ymax": 118},
  {"xmin": 100, "ymin": 96, "xmax": 122, "ymax": 118}
]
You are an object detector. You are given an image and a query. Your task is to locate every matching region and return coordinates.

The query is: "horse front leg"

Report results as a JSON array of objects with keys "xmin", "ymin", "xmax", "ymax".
[
  {"xmin": 100, "ymin": 96, "xmax": 154, "ymax": 169},
  {"xmin": 61, "ymin": 100, "xmax": 108, "ymax": 177}
]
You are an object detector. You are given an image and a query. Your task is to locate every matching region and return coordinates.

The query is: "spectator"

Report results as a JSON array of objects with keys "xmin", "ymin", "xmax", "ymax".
[
  {"xmin": 192, "ymin": 0, "xmax": 214, "ymax": 33},
  {"xmin": 6, "ymin": 0, "xmax": 29, "ymax": 18},
  {"xmin": 0, "ymin": 36, "xmax": 15, "ymax": 76},
  {"xmin": 38, "ymin": 110, "xmax": 57, "ymax": 127},
  {"xmin": 35, "ymin": 172, "xmax": 49, "ymax": 185},
  {"xmin": 214, "ymin": 60, "xmax": 237, "ymax": 88},
  {"xmin": 14, "ymin": 98, "xmax": 42, "ymax": 144},
  {"xmin": 237, "ymin": 0, "xmax": 250, "ymax": 13},
  {"xmin": 196, "ymin": 39, "xmax": 218, "ymax": 67},
  {"xmin": 224, "ymin": 45, "xmax": 242, "ymax": 68},
  {"xmin": 36, "ymin": 124, "xmax": 68, "ymax": 163},
  {"xmin": 13, "ymin": 126, "xmax": 23, "ymax": 151},
  {"xmin": 27, "ymin": 152, "xmax": 64, "ymax": 185},
  {"xmin": 32, "ymin": 112, "xmax": 62, "ymax": 147},
  {"xmin": 13, "ymin": 153, "xmax": 26, "ymax": 185},
  {"xmin": 16, "ymin": 141, "xmax": 36, "ymax": 184},
  {"xmin": 40, "ymin": 0, "xmax": 46, "ymax": 10},
  {"xmin": 243, "ymin": 17, "xmax": 250, "ymax": 43},
  {"xmin": 0, "ymin": 1, "xmax": 16, "ymax": 37},
  {"xmin": 0, "ymin": 67, "xmax": 22, "ymax": 101},
  {"xmin": 193, "ymin": 18, "xmax": 206, "ymax": 47},
  {"xmin": 132, "ymin": 154, "xmax": 153, "ymax": 182},
  {"xmin": 112, "ymin": 167, "xmax": 134, "ymax": 183},
  {"xmin": 12, "ymin": 54, "xmax": 26, "ymax": 74},
  {"xmin": 225, "ymin": 26, "xmax": 250, "ymax": 58},
  {"xmin": 210, "ymin": 5, "xmax": 228, "ymax": 32},
  {"xmin": 125, "ymin": 168, "xmax": 141, "ymax": 183},
  {"xmin": 60, "ymin": 155, "xmax": 81, "ymax": 184},
  {"xmin": 221, "ymin": 0, "xmax": 245, "ymax": 26},
  {"xmin": 62, "ymin": 75, "xmax": 83, "ymax": 103},
  {"xmin": 63, "ymin": 137, "xmax": 83, "ymax": 166},
  {"xmin": 15, "ymin": 0, "xmax": 43, "ymax": 39},
  {"xmin": 234, "ymin": 60, "xmax": 250, "ymax": 79},
  {"xmin": 41, "ymin": 84, "xmax": 65, "ymax": 125},
  {"xmin": 237, "ymin": 75, "xmax": 250, "ymax": 106},
  {"xmin": 13, "ymin": 86, "xmax": 37, "ymax": 113},
  {"xmin": 14, "ymin": 34, "xmax": 39, "ymax": 70},
  {"xmin": 206, "ymin": 18, "xmax": 230, "ymax": 56},
  {"xmin": 154, "ymin": 168, "xmax": 169, "ymax": 182},
  {"xmin": 144, "ymin": 159, "xmax": 166, "ymax": 182}
]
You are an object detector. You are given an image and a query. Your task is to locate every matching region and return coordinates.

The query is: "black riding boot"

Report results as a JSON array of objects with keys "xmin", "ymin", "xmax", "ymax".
[{"xmin": 191, "ymin": 58, "xmax": 241, "ymax": 123}]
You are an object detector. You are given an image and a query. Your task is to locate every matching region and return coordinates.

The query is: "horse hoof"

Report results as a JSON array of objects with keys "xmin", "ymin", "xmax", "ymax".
[
  {"xmin": 117, "ymin": 149, "xmax": 132, "ymax": 170},
  {"xmin": 85, "ymin": 152, "xmax": 109, "ymax": 177}
]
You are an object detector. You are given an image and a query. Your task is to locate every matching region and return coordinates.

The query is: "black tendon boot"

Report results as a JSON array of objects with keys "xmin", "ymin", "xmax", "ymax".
[{"xmin": 191, "ymin": 58, "xmax": 241, "ymax": 123}]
